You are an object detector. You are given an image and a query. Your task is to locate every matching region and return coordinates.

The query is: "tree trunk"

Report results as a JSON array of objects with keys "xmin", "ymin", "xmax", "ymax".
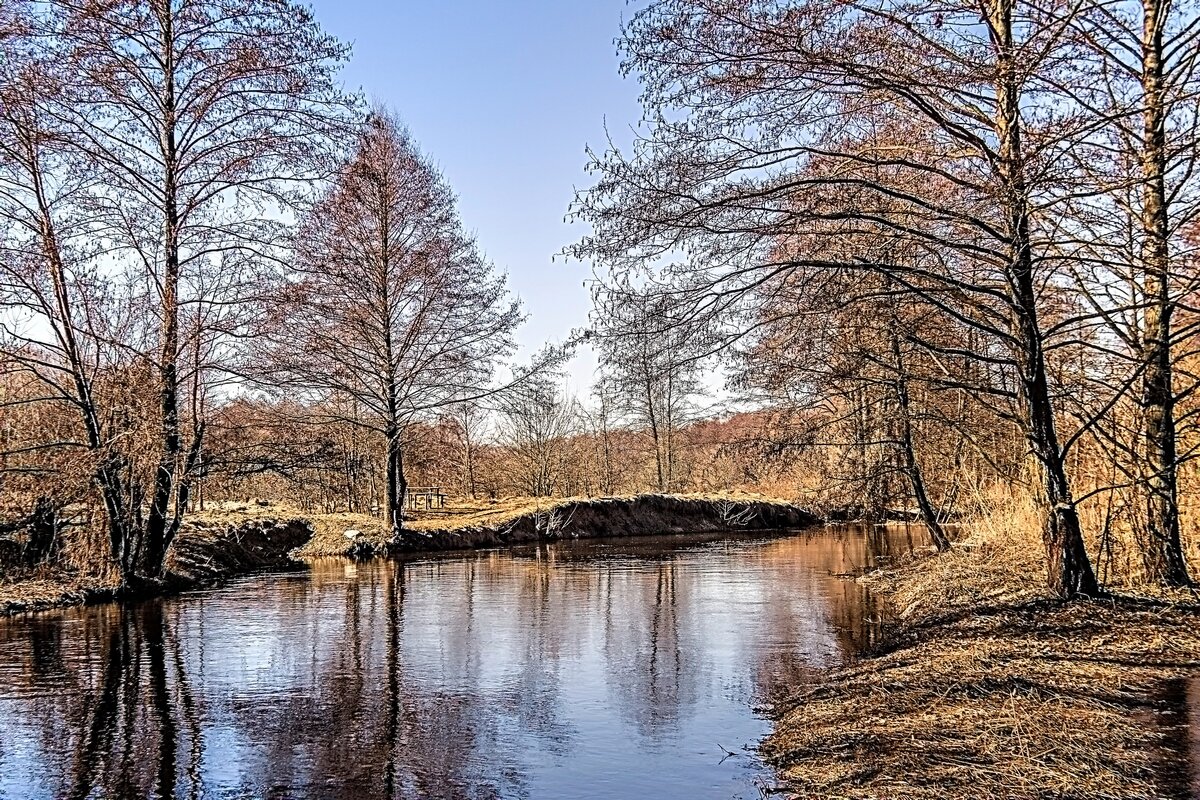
[
  {"xmin": 22, "ymin": 496, "xmax": 60, "ymax": 566},
  {"xmin": 645, "ymin": 374, "xmax": 666, "ymax": 492},
  {"xmin": 466, "ymin": 443, "xmax": 477, "ymax": 499},
  {"xmin": 602, "ymin": 423, "xmax": 614, "ymax": 496},
  {"xmin": 25, "ymin": 122, "xmax": 133, "ymax": 576},
  {"xmin": 664, "ymin": 368, "xmax": 675, "ymax": 493},
  {"xmin": 385, "ymin": 425, "xmax": 406, "ymax": 536},
  {"xmin": 143, "ymin": 8, "xmax": 183, "ymax": 582},
  {"xmin": 891, "ymin": 344, "xmax": 952, "ymax": 551},
  {"xmin": 991, "ymin": 0, "xmax": 1099, "ymax": 598},
  {"xmin": 1139, "ymin": 0, "xmax": 1191, "ymax": 586}
]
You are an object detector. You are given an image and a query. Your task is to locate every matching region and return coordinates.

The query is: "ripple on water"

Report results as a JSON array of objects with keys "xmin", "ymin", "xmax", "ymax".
[{"xmin": 0, "ymin": 527, "xmax": 913, "ymax": 800}]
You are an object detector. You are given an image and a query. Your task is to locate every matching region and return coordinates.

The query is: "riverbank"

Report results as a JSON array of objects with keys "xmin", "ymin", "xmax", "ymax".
[
  {"xmin": 0, "ymin": 494, "xmax": 816, "ymax": 615},
  {"xmin": 289, "ymin": 494, "xmax": 819, "ymax": 557},
  {"xmin": 0, "ymin": 517, "xmax": 311, "ymax": 616},
  {"xmin": 762, "ymin": 529, "xmax": 1200, "ymax": 800}
]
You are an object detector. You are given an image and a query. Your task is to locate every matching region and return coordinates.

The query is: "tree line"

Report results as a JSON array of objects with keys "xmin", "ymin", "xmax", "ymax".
[
  {"xmin": 567, "ymin": 0, "xmax": 1200, "ymax": 597},
  {"xmin": 0, "ymin": 0, "xmax": 554, "ymax": 586},
  {"xmin": 194, "ymin": 386, "xmax": 783, "ymax": 512}
]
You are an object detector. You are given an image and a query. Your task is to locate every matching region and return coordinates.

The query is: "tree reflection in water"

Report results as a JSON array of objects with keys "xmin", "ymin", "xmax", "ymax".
[
  {"xmin": 1189, "ymin": 678, "xmax": 1200, "ymax": 798},
  {"xmin": 0, "ymin": 526, "xmax": 922, "ymax": 800},
  {"xmin": 39, "ymin": 603, "xmax": 203, "ymax": 800},
  {"xmin": 1155, "ymin": 676, "xmax": 1200, "ymax": 799}
]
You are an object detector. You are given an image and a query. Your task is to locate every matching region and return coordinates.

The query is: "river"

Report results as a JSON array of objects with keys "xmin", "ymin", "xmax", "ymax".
[{"xmin": 0, "ymin": 526, "xmax": 919, "ymax": 800}]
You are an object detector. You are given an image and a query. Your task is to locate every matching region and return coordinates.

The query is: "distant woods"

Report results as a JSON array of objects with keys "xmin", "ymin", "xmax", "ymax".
[{"xmin": 568, "ymin": 0, "xmax": 1200, "ymax": 596}]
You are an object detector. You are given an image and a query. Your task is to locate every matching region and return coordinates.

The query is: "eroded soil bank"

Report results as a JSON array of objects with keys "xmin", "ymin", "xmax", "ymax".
[
  {"xmin": 1, "ymin": 495, "xmax": 818, "ymax": 615},
  {"xmin": 346, "ymin": 495, "xmax": 818, "ymax": 558},
  {"xmin": 762, "ymin": 541, "xmax": 1200, "ymax": 800},
  {"xmin": 0, "ymin": 518, "xmax": 312, "ymax": 616}
]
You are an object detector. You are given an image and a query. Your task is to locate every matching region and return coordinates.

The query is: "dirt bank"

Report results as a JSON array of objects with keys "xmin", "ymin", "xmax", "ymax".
[
  {"xmin": 1, "ymin": 495, "xmax": 812, "ymax": 612},
  {"xmin": 164, "ymin": 517, "xmax": 312, "ymax": 586},
  {"xmin": 299, "ymin": 494, "xmax": 819, "ymax": 558},
  {"xmin": 0, "ymin": 517, "xmax": 312, "ymax": 616},
  {"xmin": 762, "ymin": 541, "xmax": 1200, "ymax": 800}
]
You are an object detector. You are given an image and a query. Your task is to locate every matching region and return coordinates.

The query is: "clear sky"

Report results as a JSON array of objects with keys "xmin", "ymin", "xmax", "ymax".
[{"xmin": 306, "ymin": 0, "xmax": 646, "ymax": 392}]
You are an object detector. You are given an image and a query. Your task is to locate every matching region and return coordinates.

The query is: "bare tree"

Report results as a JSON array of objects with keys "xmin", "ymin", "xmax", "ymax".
[
  {"xmin": 262, "ymin": 111, "xmax": 525, "ymax": 537},
  {"xmin": 0, "ymin": 0, "xmax": 354, "ymax": 585},
  {"xmin": 447, "ymin": 401, "xmax": 489, "ymax": 499},
  {"xmin": 586, "ymin": 370, "xmax": 622, "ymax": 496},
  {"xmin": 736, "ymin": 253, "xmax": 986, "ymax": 550},
  {"xmin": 590, "ymin": 283, "xmax": 707, "ymax": 493},
  {"xmin": 569, "ymin": 0, "xmax": 1105, "ymax": 596},
  {"xmin": 1057, "ymin": 0, "xmax": 1200, "ymax": 586},
  {"xmin": 498, "ymin": 378, "xmax": 580, "ymax": 497}
]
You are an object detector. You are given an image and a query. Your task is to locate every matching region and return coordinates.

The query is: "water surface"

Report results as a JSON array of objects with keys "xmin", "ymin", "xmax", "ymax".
[{"xmin": 0, "ymin": 527, "xmax": 917, "ymax": 800}]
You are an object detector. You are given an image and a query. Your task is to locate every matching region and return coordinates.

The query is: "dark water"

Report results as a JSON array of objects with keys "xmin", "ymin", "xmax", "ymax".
[
  {"xmin": 1191, "ymin": 679, "xmax": 1200, "ymax": 799},
  {"xmin": 1167, "ymin": 677, "xmax": 1200, "ymax": 799},
  {"xmin": 0, "ymin": 526, "xmax": 918, "ymax": 800},
  {"xmin": 1151, "ymin": 676, "xmax": 1200, "ymax": 799}
]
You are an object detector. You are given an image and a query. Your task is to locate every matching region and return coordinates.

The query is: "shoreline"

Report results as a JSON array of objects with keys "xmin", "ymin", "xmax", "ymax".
[
  {"xmin": 0, "ymin": 517, "xmax": 312, "ymax": 616},
  {"xmin": 761, "ymin": 544, "xmax": 1200, "ymax": 800},
  {"xmin": 0, "ymin": 495, "xmax": 819, "ymax": 617},
  {"xmin": 324, "ymin": 495, "xmax": 819, "ymax": 558}
]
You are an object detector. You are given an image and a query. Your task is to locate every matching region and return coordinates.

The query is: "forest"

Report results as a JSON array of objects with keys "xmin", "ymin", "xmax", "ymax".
[
  {"xmin": 1, "ymin": 0, "xmax": 1197, "ymax": 601},
  {"xmin": 0, "ymin": 0, "xmax": 1198, "ymax": 798}
]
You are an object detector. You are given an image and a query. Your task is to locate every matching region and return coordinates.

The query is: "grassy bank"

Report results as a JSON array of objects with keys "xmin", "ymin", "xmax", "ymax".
[
  {"xmin": 763, "ymin": 524, "xmax": 1200, "ymax": 800},
  {"xmin": 0, "ymin": 517, "xmax": 311, "ymax": 616}
]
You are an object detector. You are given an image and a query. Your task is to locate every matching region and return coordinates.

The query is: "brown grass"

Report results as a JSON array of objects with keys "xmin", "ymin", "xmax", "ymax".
[
  {"xmin": 0, "ymin": 567, "xmax": 97, "ymax": 614},
  {"xmin": 764, "ymin": 499, "xmax": 1200, "ymax": 800}
]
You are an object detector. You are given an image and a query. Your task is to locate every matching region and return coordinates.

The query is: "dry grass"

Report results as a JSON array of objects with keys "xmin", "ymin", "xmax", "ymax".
[
  {"xmin": 0, "ymin": 567, "xmax": 98, "ymax": 614},
  {"xmin": 299, "ymin": 511, "xmax": 392, "ymax": 556},
  {"xmin": 875, "ymin": 494, "xmax": 1049, "ymax": 626},
  {"xmin": 764, "ymin": 498, "xmax": 1200, "ymax": 800}
]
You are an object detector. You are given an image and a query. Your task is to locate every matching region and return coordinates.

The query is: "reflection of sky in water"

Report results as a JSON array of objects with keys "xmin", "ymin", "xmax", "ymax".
[{"xmin": 0, "ymin": 528, "xmax": 908, "ymax": 800}]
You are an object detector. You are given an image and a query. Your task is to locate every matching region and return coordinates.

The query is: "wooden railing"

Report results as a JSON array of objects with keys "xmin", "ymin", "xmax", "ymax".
[{"xmin": 404, "ymin": 486, "xmax": 447, "ymax": 510}]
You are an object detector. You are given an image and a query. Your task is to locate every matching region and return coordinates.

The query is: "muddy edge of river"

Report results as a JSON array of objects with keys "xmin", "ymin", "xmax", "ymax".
[{"xmin": 0, "ymin": 517, "xmax": 313, "ymax": 615}]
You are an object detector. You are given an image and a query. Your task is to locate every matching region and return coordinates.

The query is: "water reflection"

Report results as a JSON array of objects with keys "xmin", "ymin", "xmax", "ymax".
[
  {"xmin": 0, "ymin": 526, "xmax": 911, "ymax": 800},
  {"xmin": 1189, "ymin": 678, "xmax": 1200, "ymax": 799},
  {"xmin": 1159, "ymin": 676, "xmax": 1200, "ymax": 799}
]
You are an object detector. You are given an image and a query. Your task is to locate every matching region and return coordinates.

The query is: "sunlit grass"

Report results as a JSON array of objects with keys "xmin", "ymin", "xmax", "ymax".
[{"xmin": 764, "ymin": 489, "xmax": 1200, "ymax": 800}]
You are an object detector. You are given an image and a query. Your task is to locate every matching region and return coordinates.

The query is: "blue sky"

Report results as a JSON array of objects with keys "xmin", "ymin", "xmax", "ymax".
[{"xmin": 307, "ymin": 0, "xmax": 646, "ymax": 391}]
